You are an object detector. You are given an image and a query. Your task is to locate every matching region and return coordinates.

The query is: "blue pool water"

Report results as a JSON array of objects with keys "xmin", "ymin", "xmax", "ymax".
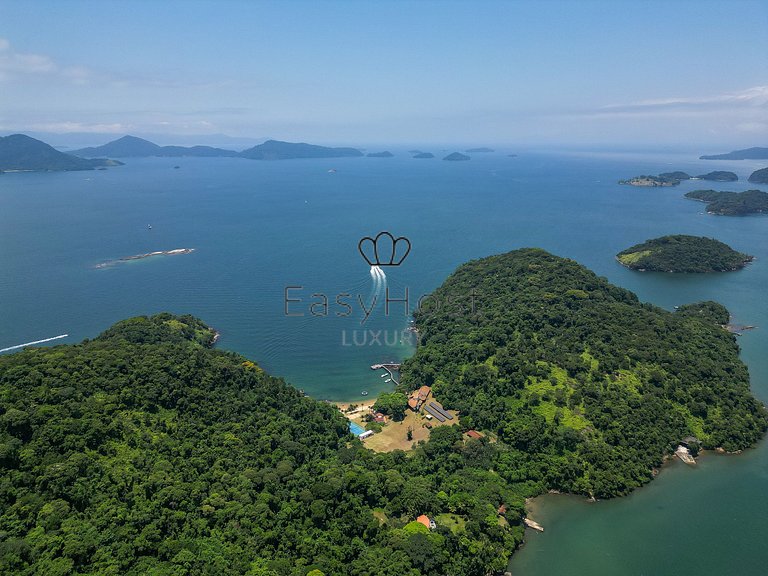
[{"xmin": 348, "ymin": 422, "xmax": 366, "ymax": 436}]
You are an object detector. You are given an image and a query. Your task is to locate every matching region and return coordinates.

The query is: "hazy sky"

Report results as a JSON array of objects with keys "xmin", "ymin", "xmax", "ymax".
[{"xmin": 1, "ymin": 0, "xmax": 767, "ymax": 147}]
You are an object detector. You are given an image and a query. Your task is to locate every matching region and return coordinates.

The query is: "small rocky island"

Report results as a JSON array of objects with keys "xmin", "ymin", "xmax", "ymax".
[
  {"xmin": 413, "ymin": 152, "xmax": 435, "ymax": 159},
  {"xmin": 366, "ymin": 151, "xmax": 394, "ymax": 158},
  {"xmin": 685, "ymin": 189, "xmax": 768, "ymax": 215},
  {"xmin": 748, "ymin": 167, "xmax": 768, "ymax": 184},
  {"xmin": 443, "ymin": 152, "xmax": 470, "ymax": 161},
  {"xmin": 616, "ymin": 235, "xmax": 753, "ymax": 273}
]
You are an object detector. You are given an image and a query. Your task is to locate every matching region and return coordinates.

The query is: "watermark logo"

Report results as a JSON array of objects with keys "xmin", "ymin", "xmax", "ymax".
[
  {"xmin": 284, "ymin": 232, "xmax": 479, "ymax": 347},
  {"xmin": 358, "ymin": 231, "xmax": 411, "ymax": 267}
]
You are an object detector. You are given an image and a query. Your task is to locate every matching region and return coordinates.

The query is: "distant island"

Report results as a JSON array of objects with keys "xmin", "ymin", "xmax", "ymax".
[
  {"xmin": 697, "ymin": 170, "xmax": 738, "ymax": 182},
  {"xmin": 700, "ymin": 147, "xmax": 768, "ymax": 160},
  {"xmin": 443, "ymin": 152, "xmax": 470, "ymax": 161},
  {"xmin": 0, "ymin": 134, "xmax": 123, "ymax": 172},
  {"xmin": 685, "ymin": 189, "xmax": 768, "ymax": 215},
  {"xmin": 619, "ymin": 170, "xmax": 737, "ymax": 186},
  {"xmin": 239, "ymin": 139, "xmax": 363, "ymax": 160},
  {"xmin": 616, "ymin": 235, "xmax": 753, "ymax": 273},
  {"xmin": 413, "ymin": 152, "xmax": 434, "ymax": 159},
  {"xmin": 95, "ymin": 248, "xmax": 195, "ymax": 269},
  {"xmin": 366, "ymin": 151, "xmax": 394, "ymax": 158},
  {"xmin": 748, "ymin": 167, "xmax": 768, "ymax": 184},
  {"xmin": 72, "ymin": 135, "xmax": 239, "ymax": 158},
  {"xmin": 619, "ymin": 174, "xmax": 685, "ymax": 187},
  {"xmin": 465, "ymin": 147, "xmax": 494, "ymax": 153}
]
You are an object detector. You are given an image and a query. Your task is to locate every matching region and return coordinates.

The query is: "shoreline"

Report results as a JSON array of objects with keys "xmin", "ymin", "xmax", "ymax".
[
  {"xmin": 522, "ymin": 446, "xmax": 743, "ymax": 530},
  {"xmin": 334, "ymin": 398, "xmax": 377, "ymax": 416}
]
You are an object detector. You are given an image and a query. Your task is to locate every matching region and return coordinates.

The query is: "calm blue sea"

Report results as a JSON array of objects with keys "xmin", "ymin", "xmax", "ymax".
[{"xmin": 1, "ymin": 149, "xmax": 766, "ymax": 574}]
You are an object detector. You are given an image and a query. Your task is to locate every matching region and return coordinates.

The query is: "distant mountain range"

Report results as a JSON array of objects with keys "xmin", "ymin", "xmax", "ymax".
[
  {"xmin": 0, "ymin": 134, "xmax": 122, "ymax": 172},
  {"xmin": 700, "ymin": 147, "xmax": 768, "ymax": 160},
  {"xmin": 239, "ymin": 139, "xmax": 363, "ymax": 160},
  {"xmin": 72, "ymin": 135, "xmax": 239, "ymax": 158},
  {"xmin": 71, "ymin": 135, "xmax": 366, "ymax": 161}
]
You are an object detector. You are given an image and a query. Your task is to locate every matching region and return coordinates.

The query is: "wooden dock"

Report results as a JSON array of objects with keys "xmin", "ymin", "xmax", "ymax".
[{"xmin": 371, "ymin": 363, "xmax": 401, "ymax": 385}]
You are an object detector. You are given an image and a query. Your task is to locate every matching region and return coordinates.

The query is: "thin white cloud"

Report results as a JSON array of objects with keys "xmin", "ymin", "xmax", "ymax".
[
  {"xmin": 601, "ymin": 86, "xmax": 768, "ymax": 112},
  {"xmin": 0, "ymin": 37, "xmax": 93, "ymax": 83}
]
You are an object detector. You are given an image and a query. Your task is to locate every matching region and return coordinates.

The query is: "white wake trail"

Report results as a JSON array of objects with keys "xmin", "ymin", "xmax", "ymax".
[{"xmin": 0, "ymin": 334, "xmax": 68, "ymax": 353}]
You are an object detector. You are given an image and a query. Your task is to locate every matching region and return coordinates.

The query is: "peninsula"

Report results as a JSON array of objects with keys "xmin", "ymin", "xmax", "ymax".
[
  {"xmin": 0, "ymin": 134, "xmax": 122, "ymax": 172},
  {"xmin": 685, "ymin": 189, "xmax": 768, "ymax": 215},
  {"xmin": 748, "ymin": 167, "xmax": 768, "ymax": 184},
  {"xmin": 2, "ymin": 250, "xmax": 767, "ymax": 575},
  {"xmin": 402, "ymin": 248, "xmax": 767, "ymax": 500},
  {"xmin": 616, "ymin": 235, "xmax": 753, "ymax": 273},
  {"xmin": 700, "ymin": 147, "xmax": 768, "ymax": 160}
]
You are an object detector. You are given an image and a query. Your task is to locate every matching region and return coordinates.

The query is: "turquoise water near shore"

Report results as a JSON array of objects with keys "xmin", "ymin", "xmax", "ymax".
[{"xmin": 1, "ymin": 149, "xmax": 766, "ymax": 573}]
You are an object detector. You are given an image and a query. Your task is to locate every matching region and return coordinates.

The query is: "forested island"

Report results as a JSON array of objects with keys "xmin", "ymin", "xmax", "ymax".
[
  {"xmin": 443, "ymin": 152, "xmax": 470, "ymax": 161},
  {"xmin": 413, "ymin": 152, "xmax": 435, "ymax": 159},
  {"xmin": 619, "ymin": 172, "xmax": 690, "ymax": 186},
  {"xmin": 401, "ymin": 249, "xmax": 766, "ymax": 498},
  {"xmin": 619, "ymin": 170, "xmax": 739, "ymax": 187},
  {"xmin": 685, "ymin": 189, "xmax": 768, "ymax": 215},
  {"xmin": 697, "ymin": 170, "xmax": 738, "ymax": 182},
  {"xmin": 616, "ymin": 235, "xmax": 753, "ymax": 273},
  {"xmin": 366, "ymin": 151, "xmax": 394, "ymax": 158},
  {"xmin": 0, "ymin": 134, "xmax": 122, "ymax": 172}
]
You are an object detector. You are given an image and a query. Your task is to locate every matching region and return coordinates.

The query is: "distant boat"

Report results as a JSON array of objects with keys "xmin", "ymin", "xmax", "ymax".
[
  {"xmin": 328, "ymin": 168, "xmax": 337, "ymax": 173},
  {"xmin": 147, "ymin": 224, "xmax": 152, "ymax": 230},
  {"xmin": 361, "ymin": 390, "xmax": 369, "ymax": 396}
]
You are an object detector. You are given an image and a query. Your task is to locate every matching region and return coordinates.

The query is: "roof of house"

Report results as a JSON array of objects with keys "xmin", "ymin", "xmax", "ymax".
[
  {"xmin": 466, "ymin": 430, "xmax": 483, "ymax": 439},
  {"xmin": 416, "ymin": 514, "xmax": 431, "ymax": 528}
]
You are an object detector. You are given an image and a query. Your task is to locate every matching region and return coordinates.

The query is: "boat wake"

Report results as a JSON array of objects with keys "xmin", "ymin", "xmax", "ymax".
[
  {"xmin": 367, "ymin": 265, "xmax": 387, "ymax": 311},
  {"xmin": 0, "ymin": 334, "xmax": 68, "ymax": 354}
]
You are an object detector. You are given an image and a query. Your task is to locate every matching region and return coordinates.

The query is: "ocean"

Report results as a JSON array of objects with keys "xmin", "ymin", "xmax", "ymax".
[{"xmin": 1, "ymin": 149, "xmax": 766, "ymax": 574}]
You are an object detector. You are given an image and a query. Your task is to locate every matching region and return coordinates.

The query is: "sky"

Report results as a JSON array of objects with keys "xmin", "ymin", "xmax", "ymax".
[{"xmin": 1, "ymin": 0, "xmax": 767, "ymax": 148}]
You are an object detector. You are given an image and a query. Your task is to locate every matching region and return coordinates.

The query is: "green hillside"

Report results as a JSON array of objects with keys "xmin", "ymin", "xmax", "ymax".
[
  {"xmin": 616, "ymin": 235, "xmax": 753, "ymax": 272},
  {"xmin": 402, "ymin": 249, "xmax": 766, "ymax": 497}
]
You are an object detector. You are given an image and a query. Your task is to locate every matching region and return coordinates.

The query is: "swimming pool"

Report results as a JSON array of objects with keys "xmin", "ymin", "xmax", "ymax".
[{"xmin": 348, "ymin": 421, "xmax": 366, "ymax": 436}]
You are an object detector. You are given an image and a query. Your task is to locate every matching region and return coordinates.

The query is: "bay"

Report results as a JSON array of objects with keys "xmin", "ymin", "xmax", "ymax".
[{"xmin": 1, "ymin": 148, "xmax": 766, "ymax": 574}]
